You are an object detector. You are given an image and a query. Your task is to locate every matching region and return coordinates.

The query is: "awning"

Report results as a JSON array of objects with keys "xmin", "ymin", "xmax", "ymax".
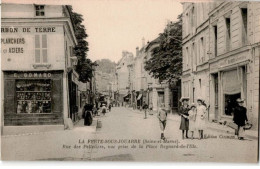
[
  {"xmin": 222, "ymin": 69, "xmax": 241, "ymax": 95},
  {"xmin": 137, "ymin": 94, "xmax": 142, "ymax": 100}
]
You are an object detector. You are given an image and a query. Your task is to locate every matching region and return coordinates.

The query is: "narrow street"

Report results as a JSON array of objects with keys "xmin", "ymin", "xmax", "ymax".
[
  {"xmin": 1, "ymin": 106, "xmax": 258, "ymax": 162},
  {"xmin": 89, "ymin": 107, "xmax": 258, "ymax": 162}
]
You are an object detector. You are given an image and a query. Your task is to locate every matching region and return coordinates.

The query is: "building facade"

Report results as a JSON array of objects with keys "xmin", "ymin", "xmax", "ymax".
[
  {"xmin": 182, "ymin": 1, "xmax": 259, "ymax": 129},
  {"xmin": 115, "ymin": 51, "xmax": 134, "ymax": 105},
  {"xmin": 1, "ymin": 3, "xmax": 78, "ymax": 134},
  {"xmin": 144, "ymin": 39, "xmax": 172, "ymax": 111}
]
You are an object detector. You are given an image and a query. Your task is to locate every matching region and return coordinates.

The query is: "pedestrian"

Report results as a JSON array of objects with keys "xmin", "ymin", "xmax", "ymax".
[
  {"xmin": 92, "ymin": 106, "xmax": 97, "ymax": 117},
  {"xmin": 142, "ymin": 101, "xmax": 148, "ymax": 119},
  {"xmin": 188, "ymin": 103, "xmax": 197, "ymax": 139},
  {"xmin": 157, "ymin": 103, "xmax": 167, "ymax": 140},
  {"xmin": 196, "ymin": 97, "xmax": 207, "ymax": 140},
  {"xmin": 82, "ymin": 103, "xmax": 93, "ymax": 126},
  {"xmin": 233, "ymin": 98, "xmax": 248, "ymax": 140},
  {"xmin": 108, "ymin": 103, "xmax": 112, "ymax": 112},
  {"xmin": 149, "ymin": 103, "xmax": 153, "ymax": 115},
  {"xmin": 179, "ymin": 97, "xmax": 190, "ymax": 139},
  {"xmin": 101, "ymin": 103, "xmax": 107, "ymax": 116}
]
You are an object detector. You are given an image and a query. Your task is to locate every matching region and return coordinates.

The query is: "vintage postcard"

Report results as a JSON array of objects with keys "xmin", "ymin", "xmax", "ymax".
[{"xmin": 0, "ymin": 0, "xmax": 259, "ymax": 163}]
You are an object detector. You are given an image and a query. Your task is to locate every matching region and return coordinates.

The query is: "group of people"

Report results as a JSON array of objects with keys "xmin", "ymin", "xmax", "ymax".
[
  {"xmin": 81, "ymin": 102, "xmax": 113, "ymax": 126},
  {"xmin": 179, "ymin": 97, "xmax": 208, "ymax": 140},
  {"xmin": 155, "ymin": 96, "xmax": 249, "ymax": 141}
]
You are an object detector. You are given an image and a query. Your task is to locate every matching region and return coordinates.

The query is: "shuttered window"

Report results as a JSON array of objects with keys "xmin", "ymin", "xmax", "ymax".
[{"xmin": 35, "ymin": 34, "xmax": 48, "ymax": 63}]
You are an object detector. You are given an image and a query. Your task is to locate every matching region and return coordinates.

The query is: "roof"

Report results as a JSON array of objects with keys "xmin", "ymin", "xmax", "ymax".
[{"xmin": 145, "ymin": 36, "xmax": 160, "ymax": 52}]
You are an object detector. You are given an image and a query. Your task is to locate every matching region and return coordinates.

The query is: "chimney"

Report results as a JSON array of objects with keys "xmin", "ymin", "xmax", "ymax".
[
  {"xmin": 136, "ymin": 47, "xmax": 139, "ymax": 56},
  {"xmin": 142, "ymin": 37, "xmax": 145, "ymax": 47}
]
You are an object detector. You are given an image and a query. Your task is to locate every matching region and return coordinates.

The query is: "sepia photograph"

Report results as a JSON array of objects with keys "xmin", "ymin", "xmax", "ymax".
[{"xmin": 0, "ymin": 0, "xmax": 259, "ymax": 163}]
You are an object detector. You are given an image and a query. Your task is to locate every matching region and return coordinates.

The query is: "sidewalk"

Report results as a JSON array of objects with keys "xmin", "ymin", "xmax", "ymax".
[
  {"xmin": 1, "ymin": 118, "xmax": 98, "ymax": 161},
  {"xmin": 168, "ymin": 113, "xmax": 258, "ymax": 140},
  {"xmin": 127, "ymin": 107, "xmax": 258, "ymax": 140}
]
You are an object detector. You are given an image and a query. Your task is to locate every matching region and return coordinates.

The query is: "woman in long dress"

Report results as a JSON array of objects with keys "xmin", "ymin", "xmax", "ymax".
[
  {"xmin": 188, "ymin": 103, "xmax": 197, "ymax": 139},
  {"xmin": 82, "ymin": 103, "xmax": 93, "ymax": 126},
  {"xmin": 179, "ymin": 97, "xmax": 190, "ymax": 139},
  {"xmin": 195, "ymin": 98, "xmax": 207, "ymax": 140}
]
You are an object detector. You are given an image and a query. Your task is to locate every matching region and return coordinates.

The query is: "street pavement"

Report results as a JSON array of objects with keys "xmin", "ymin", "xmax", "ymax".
[
  {"xmin": 1, "ymin": 107, "xmax": 258, "ymax": 163},
  {"xmin": 90, "ymin": 107, "xmax": 258, "ymax": 163}
]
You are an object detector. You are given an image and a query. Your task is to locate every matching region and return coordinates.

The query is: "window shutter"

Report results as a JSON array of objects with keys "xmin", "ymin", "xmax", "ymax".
[
  {"xmin": 35, "ymin": 35, "xmax": 40, "ymax": 63},
  {"xmin": 42, "ymin": 49, "xmax": 47, "ymax": 63},
  {"xmin": 42, "ymin": 34, "xmax": 47, "ymax": 63},
  {"xmin": 42, "ymin": 34, "xmax": 47, "ymax": 48},
  {"xmin": 35, "ymin": 35, "xmax": 40, "ymax": 48}
]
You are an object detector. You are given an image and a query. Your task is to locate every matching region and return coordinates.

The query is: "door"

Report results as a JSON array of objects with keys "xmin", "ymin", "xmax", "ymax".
[{"xmin": 158, "ymin": 91, "xmax": 164, "ymax": 107}]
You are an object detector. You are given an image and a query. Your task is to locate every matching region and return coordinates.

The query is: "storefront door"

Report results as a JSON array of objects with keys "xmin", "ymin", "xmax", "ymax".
[
  {"xmin": 158, "ymin": 92, "xmax": 164, "ymax": 107},
  {"xmin": 221, "ymin": 67, "xmax": 246, "ymax": 117}
]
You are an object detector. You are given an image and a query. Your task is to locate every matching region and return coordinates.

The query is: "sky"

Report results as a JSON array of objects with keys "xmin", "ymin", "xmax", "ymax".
[
  {"xmin": 3, "ymin": 0, "xmax": 183, "ymax": 62},
  {"xmin": 72, "ymin": 0, "xmax": 183, "ymax": 62}
]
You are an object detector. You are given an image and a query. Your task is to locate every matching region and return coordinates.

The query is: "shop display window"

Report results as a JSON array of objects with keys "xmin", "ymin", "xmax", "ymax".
[
  {"xmin": 16, "ymin": 79, "xmax": 52, "ymax": 114},
  {"xmin": 224, "ymin": 93, "xmax": 241, "ymax": 116}
]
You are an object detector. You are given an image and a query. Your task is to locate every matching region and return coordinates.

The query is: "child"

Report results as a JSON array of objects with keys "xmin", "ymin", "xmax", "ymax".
[
  {"xmin": 188, "ymin": 103, "xmax": 197, "ymax": 139},
  {"xmin": 196, "ymin": 98, "xmax": 207, "ymax": 140},
  {"xmin": 157, "ymin": 103, "xmax": 167, "ymax": 140}
]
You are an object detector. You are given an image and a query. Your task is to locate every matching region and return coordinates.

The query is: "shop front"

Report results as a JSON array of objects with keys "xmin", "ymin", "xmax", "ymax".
[
  {"xmin": 3, "ymin": 71, "xmax": 63, "ymax": 127},
  {"xmin": 210, "ymin": 54, "xmax": 249, "ymax": 123}
]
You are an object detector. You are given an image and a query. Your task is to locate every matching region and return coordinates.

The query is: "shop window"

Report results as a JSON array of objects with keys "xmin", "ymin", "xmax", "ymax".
[
  {"xmin": 35, "ymin": 5, "xmax": 45, "ymax": 16},
  {"xmin": 35, "ymin": 34, "xmax": 48, "ymax": 63},
  {"xmin": 16, "ymin": 79, "xmax": 52, "ymax": 114},
  {"xmin": 224, "ymin": 93, "xmax": 240, "ymax": 116}
]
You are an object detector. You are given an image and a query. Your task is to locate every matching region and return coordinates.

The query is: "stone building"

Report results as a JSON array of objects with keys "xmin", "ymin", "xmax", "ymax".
[
  {"xmin": 1, "ymin": 3, "xmax": 81, "ymax": 134},
  {"xmin": 115, "ymin": 51, "xmax": 134, "ymax": 105},
  {"xmin": 144, "ymin": 38, "xmax": 172, "ymax": 111},
  {"xmin": 182, "ymin": 1, "xmax": 259, "ymax": 129}
]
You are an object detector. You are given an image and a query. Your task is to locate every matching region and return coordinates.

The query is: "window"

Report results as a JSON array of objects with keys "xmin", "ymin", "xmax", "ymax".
[
  {"xmin": 225, "ymin": 17, "xmax": 231, "ymax": 51},
  {"xmin": 16, "ymin": 79, "xmax": 52, "ymax": 114},
  {"xmin": 192, "ymin": 43, "xmax": 196, "ymax": 69},
  {"xmin": 213, "ymin": 25, "xmax": 218, "ymax": 56},
  {"xmin": 183, "ymin": 81, "xmax": 189, "ymax": 98},
  {"xmin": 241, "ymin": 8, "xmax": 248, "ymax": 45},
  {"xmin": 35, "ymin": 5, "xmax": 45, "ymax": 16},
  {"xmin": 35, "ymin": 34, "xmax": 48, "ymax": 63},
  {"xmin": 199, "ymin": 37, "xmax": 205, "ymax": 63},
  {"xmin": 199, "ymin": 79, "xmax": 202, "ymax": 90},
  {"xmin": 191, "ymin": 7, "xmax": 195, "ymax": 28},
  {"xmin": 186, "ymin": 13, "xmax": 189, "ymax": 35},
  {"xmin": 214, "ymin": 74, "xmax": 218, "ymax": 106},
  {"xmin": 186, "ymin": 47, "xmax": 189, "ymax": 68},
  {"xmin": 69, "ymin": 46, "xmax": 73, "ymax": 57}
]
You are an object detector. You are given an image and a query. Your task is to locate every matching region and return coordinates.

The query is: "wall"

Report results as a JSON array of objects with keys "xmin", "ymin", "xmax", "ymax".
[
  {"xmin": 1, "ymin": 24, "xmax": 65, "ymax": 71},
  {"xmin": 1, "ymin": 4, "xmax": 63, "ymax": 18}
]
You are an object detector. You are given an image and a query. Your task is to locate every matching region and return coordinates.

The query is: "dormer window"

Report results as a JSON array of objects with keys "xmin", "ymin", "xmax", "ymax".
[{"xmin": 35, "ymin": 5, "xmax": 45, "ymax": 16}]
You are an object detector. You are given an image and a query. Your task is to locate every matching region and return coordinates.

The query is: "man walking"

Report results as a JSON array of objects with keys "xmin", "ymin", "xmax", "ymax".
[{"xmin": 233, "ymin": 98, "xmax": 248, "ymax": 140}]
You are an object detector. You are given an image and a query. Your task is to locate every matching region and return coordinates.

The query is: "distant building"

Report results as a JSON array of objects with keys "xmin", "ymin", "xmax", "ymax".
[
  {"xmin": 182, "ymin": 1, "xmax": 259, "ymax": 129},
  {"xmin": 115, "ymin": 51, "xmax": 134, "ymax": 105}
]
